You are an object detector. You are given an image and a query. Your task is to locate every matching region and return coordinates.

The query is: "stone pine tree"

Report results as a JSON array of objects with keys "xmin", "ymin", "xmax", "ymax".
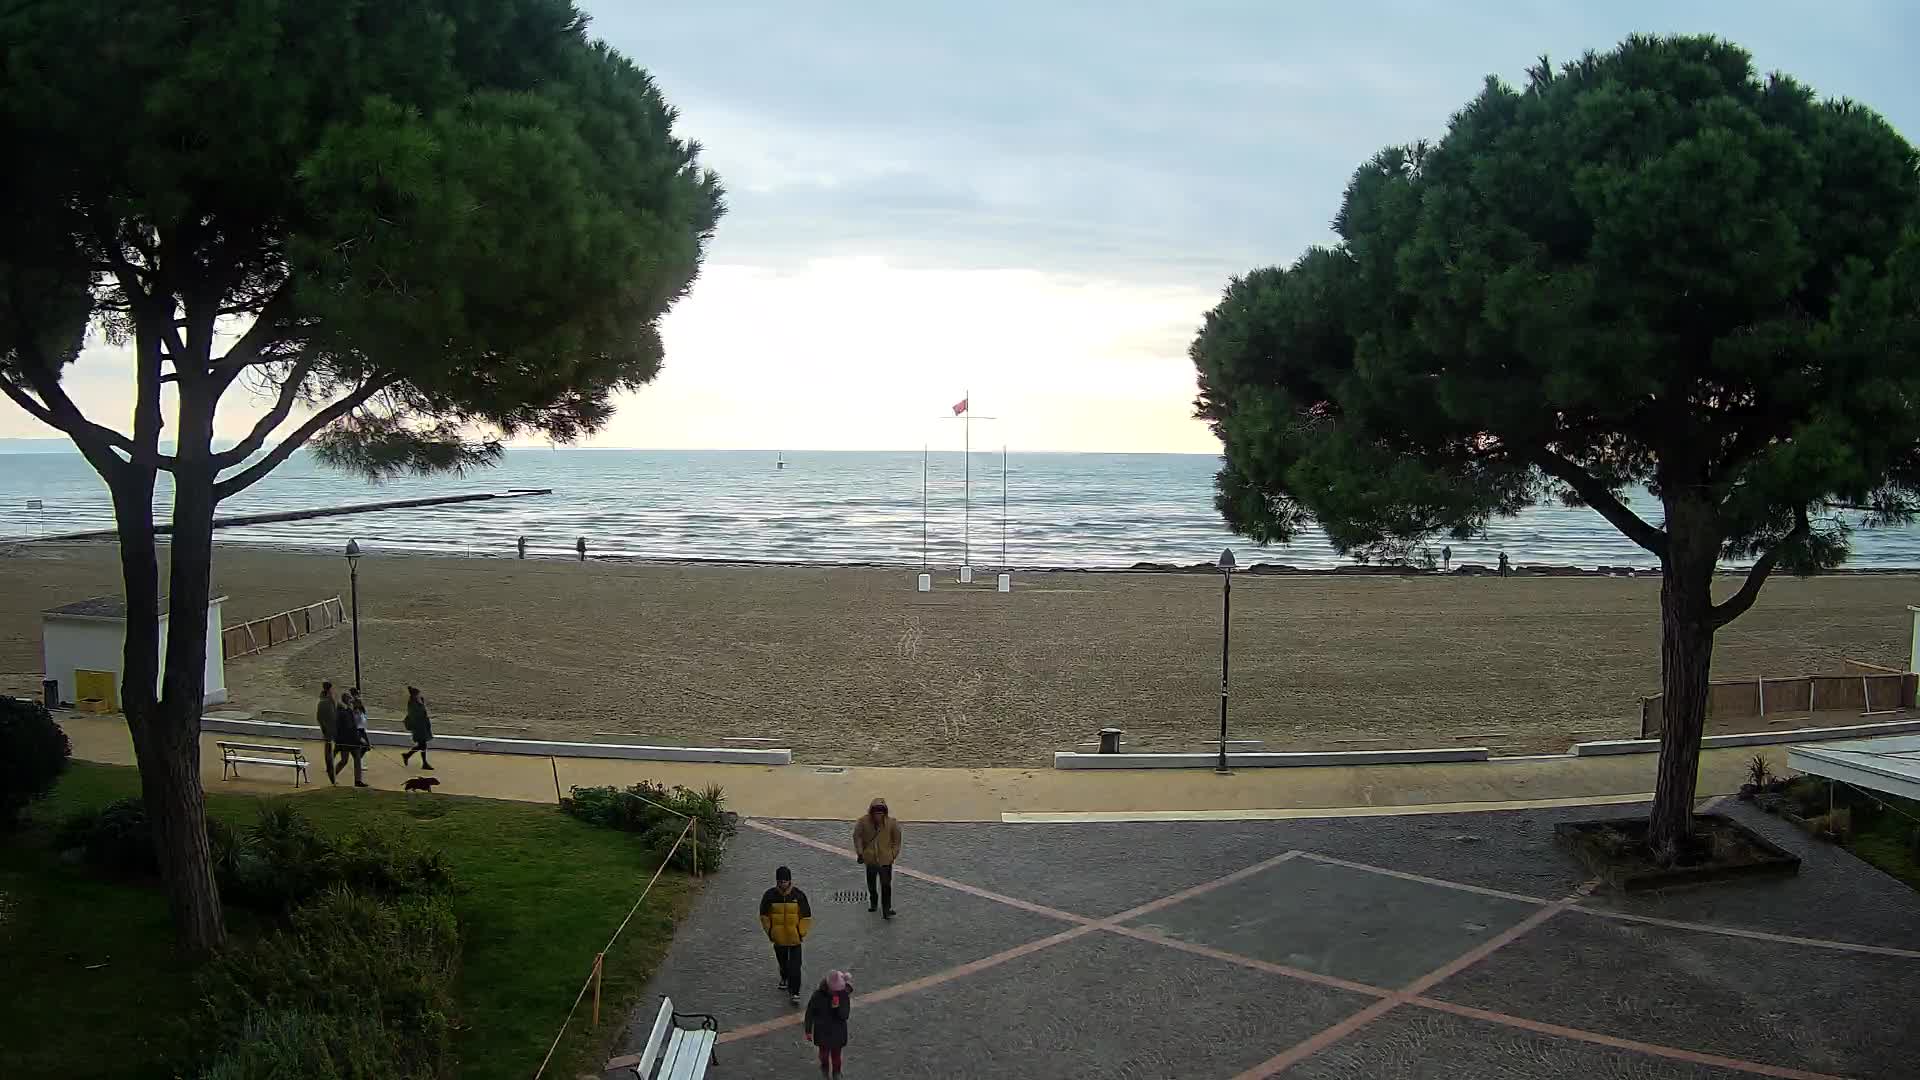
[
  {"xmin": 1193, "ymin": 35, "xmax": 1920, "ymax": 858},
  {"xmin": 0, "ymin": 1, "xmax": 723, "ymax": 948}
]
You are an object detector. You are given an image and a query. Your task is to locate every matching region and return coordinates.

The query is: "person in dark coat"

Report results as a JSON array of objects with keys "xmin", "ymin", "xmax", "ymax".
[
  {"xmin": 401, "ymin": 686, "xmax": 434, "ymax": 769},
  {"xmin": 803, "ymin": 969, "xmax": 852, "ymax": 1078},
  {"xmin": 332, "ymin": 689, "xmax": 367, "ymax": 786},
  {"xmin": 316, "ymin": 682, "xmax": 339, "ymax": 784},
  {"xmin": 759, "ymin": 866, "xmax": 812, "ymax": 1004}
]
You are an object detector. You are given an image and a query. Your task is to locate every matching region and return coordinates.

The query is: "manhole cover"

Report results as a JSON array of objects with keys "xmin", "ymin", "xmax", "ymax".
[
  {"xmin": 812, "ymin": 766, "xmax": 847, "ymax": 774},
  {"xmin": 830, "ymin": 890, "xmax": 868, "ymax": 905}
]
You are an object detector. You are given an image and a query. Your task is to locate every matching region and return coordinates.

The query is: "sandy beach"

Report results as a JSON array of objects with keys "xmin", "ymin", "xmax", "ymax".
[{"xmin": 2, "ymin": 543, "xmax": 1915, "ymax": 766}]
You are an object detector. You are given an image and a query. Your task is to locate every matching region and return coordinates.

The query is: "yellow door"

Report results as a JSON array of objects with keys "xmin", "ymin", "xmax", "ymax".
[{"xmin": 75, "ymin": 669, "xmax": 118, "ymax": 713}]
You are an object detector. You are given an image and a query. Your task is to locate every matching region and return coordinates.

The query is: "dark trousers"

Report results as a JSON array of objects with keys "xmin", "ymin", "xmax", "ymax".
[
  {"xmin": 403, "ymin": 737, "xmax": 432, "ymax": 766},
  {"xmin": 774, "ymin": 943, "xmax": 803, "ymax": 995},
  {"xmin": 865, "ymin": 862, "xmax": 894, "ymax": 911},
  {"xmin": 332, "ymin": 736, "xmax": 365, "ymax": 783},
  {"xmin": 817, "ymin": 1044, "xmax": 843, "ymax": 1073}
]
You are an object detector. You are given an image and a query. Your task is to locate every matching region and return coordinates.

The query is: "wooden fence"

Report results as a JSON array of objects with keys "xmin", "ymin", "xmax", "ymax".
[
  {"xmin": 1640, "ymin": 669, "xmax": 1918, "ymax": 736},
  {"xmin": 222, "ymin": 597, "xmax": 346, "ymax": 660}
]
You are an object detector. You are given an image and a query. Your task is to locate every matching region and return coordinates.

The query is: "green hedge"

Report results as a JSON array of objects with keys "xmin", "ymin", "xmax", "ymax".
[
  {"xmin": 0, "ymin": 695, "xmax": 70, "ymax": 828},
  {"xmin": 196, "ymin": 888, "xmax": 461, "ymax": 1079},
  {"xmin": 560, "ymin": 781, "xmax": 735, "ymax": 871}
]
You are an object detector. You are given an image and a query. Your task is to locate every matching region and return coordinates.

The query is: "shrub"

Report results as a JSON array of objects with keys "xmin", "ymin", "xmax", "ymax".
[
  {"xmin": 561, "ymin": 781, "xmax": 736, "ymax": 871},
  {"xmin": 0, "ymin": 694, "xmax": 70, "ymax": 828},
  {"xmin": 222, "ymin": 804, "xmax": 453, "ymax": 914},
  {"xmin": 58, "ymin": 797, "xmax": 158, "ymax": 874},
  {"xmin": 1813, "ymin": 807, "xmax": 1854, "ymax": 844},
  {"xmin": 1785, "ymin": 777, "xmax": 1830, "ymax": 819},
  {"xmin": 196, "ymin": 888, "xmax": 460, "ymax": 1079},
  {"xmin": 1745, "ymin": 753, "xmax": 1774, "ymax": 789}
]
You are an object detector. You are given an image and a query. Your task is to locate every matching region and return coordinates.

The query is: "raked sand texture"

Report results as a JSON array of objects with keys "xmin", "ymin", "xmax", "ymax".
[{"xmin": 2, "ymin": 543, "xmax": 1915, "ymax": 766}]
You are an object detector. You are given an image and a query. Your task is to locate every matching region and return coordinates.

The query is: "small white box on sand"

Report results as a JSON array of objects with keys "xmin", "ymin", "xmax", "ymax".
[
  {"xmin": 959, "ymin": 566, "xmax": 974, "ymax": 583},
  {"xmin": 916, "ymin": 573, "xmax": 931, "ymax": 592},
  {"xmin": 997, "ymin": 573, "xmax": 1011, "ymax": 592}
]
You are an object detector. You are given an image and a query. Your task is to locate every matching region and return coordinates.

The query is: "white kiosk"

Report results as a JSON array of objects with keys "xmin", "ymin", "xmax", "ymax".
[{"xmin": 41, "ymin": 594, "xmax": 229, "ymax": 709}]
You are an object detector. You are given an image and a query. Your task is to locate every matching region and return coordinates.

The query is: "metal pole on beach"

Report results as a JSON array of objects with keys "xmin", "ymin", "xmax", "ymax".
[
  {"xmin": 963, "ymin": 388, "xmax": 970, "ymax": 570},
  {"xmin": 922, "ymin": 445, "xmax": 929, "ymax": 569},
  {"xmin": 1216, "ymin": 548, "xmax": 1235, "ymax": 774},
  {"xmin": 345, "ymin": 539, "xmax": 363, "ymax": 693},
  {"xmin": 1002, "ymin": 445, "xmax": 1008, "ymax": 568}
]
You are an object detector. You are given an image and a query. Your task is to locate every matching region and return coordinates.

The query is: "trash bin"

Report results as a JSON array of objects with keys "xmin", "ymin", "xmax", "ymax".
[{"xmin": 1098, "ymin": 727, "xmax": 1124, "ymax": 754}]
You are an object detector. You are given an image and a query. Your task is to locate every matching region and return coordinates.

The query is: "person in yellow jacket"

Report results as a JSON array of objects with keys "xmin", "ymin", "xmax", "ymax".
[
  {"xmin": 759, "ymin": 866, "xmax": 812, "ymax": 1004},
  {"xmin": 852, "ymin": 796, "xmax": 903, "ymax": 919}
]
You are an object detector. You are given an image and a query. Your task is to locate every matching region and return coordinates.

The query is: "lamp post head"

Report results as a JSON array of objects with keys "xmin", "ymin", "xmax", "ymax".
[
  {"xmin": 345, "ymin": 538, "xmax": 361, "ymax": 566},
  {"xmin": 1218, "ymin": 548, "xmax": 1236, "ymax": 573}
]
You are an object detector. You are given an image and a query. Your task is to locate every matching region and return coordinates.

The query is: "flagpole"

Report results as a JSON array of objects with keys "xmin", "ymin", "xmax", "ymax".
[
  {"xmin": 1002, "ymin": 444, "xmax": 1008, "ymax": 569},
  {"xmin": 963, "ymin": 387, "xmax": 970, "ymax": 571},
  {"xmin": 922, "ymin": 444, "xmax": 928, "ymax": 570}
]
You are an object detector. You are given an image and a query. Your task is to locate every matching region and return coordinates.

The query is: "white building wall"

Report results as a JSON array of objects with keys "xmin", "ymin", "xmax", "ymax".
[
  {"xmin": 40, "ymin": 598, "xmax": 229, "ymax": 708},
  {"xmin": 41, "ymin": 618, "xmax": 126, "ymax": 705}
]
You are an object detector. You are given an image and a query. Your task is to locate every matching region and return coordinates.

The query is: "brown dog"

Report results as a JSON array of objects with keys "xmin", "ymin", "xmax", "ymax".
[{"xmin": 402, "ymin": 776, "xmax": 441, "ymax": 793}]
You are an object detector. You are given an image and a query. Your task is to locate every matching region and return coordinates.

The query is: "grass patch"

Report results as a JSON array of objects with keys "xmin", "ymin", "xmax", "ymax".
[{"xmin": 0, "ymin": 762, "xmax": 696, "ymax": 1079}]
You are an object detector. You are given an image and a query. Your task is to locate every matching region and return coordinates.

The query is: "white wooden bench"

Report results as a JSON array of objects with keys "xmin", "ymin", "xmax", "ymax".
[
  {"xmin": 631, "ymin": 996, "xmax": 718, "ymax": 1079},
  {"xmin": 217, "ymin": 741, "xmax": 310, "ymax": 785}
]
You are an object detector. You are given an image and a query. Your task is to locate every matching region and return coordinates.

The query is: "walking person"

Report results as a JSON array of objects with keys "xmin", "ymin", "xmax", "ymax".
[
  {"xmin": 803, "ymin": 969, "xmax": 853, "ymax": 1079},
  {"xmin": 575, "ymin": 536, "xmax": 587, "ymax": 562},
  {"xmin": 759, "ymin": 866, "xmax": 812, "ymax": 1005},
  {"xmin": 1441, "ymin": 544, "xmax": 1452, "ymax": 572},
  {"xmin": 1498, "ymin": 551, "xmax": 1511, "ymax": 578},
  {"xmin": 516, "ymin": 535, "xmax": 527, "ymax": 560},
  {"xmin": 316, "ymin": 681, "xmax": 339, "ymax": 784},
  {"xmin": 401, "ymin": 686, "xmax": 434, "ymax": 769},
  {"xmin": 853, "ymin": 797, "xmax": 902, "ymax": 918},
  {"xmin": 332, "ymin": 688, "xmax": 367, "ymax": 787}
]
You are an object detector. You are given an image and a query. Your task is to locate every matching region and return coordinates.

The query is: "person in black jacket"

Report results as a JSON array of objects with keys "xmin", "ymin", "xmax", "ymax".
[{"xmin": 803, "ymin": 969, "xmax": 852, "ymax": 1078}]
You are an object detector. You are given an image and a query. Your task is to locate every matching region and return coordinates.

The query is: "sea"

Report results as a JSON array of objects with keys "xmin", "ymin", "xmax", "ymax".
[{"xmin": 3, "ymin": 447, "xmax": 1919, "ymax": 570}]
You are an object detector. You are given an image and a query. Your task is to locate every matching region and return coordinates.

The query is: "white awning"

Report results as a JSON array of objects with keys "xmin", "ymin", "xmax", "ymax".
[{"xmin": 1788, "ymin": 734, "xmax": 1920, "ymax": 802}]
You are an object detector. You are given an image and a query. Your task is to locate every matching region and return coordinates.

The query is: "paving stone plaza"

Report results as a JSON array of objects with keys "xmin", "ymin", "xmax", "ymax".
[{"xmin": 614, "ymin": 802, "xmax": 1920, "ymax": 1079}]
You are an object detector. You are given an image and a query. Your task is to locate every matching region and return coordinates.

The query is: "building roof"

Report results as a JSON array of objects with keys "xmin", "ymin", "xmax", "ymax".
[
  {"xmin": 42, "ymin": 594, "xmax": 229, "ymax": 620},
  {"xmin": 1788, "ymin": 733, "xmax": 1920, "ymax": 803}
]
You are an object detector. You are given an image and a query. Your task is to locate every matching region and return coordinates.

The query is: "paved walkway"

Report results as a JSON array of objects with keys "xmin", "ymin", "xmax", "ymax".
[
  {"xmin": 61, "ymin": 711, "xmax": 1762, "ymax": 821},
  {"xmin": 614, "ymin": 801, "xmax": 1920, "ymax": 1079}
]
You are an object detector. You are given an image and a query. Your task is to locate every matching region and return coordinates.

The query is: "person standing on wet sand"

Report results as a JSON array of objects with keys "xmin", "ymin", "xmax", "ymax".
[
  {"xmin": 1498, "ymin": 551, "xmax": 1511, "ymax": 578},
  {"xmin": 852, "ymin": 797, "xmax": 902, "ymax": 918}
]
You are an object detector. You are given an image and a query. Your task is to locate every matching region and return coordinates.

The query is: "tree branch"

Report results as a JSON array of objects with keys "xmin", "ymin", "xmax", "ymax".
[
  {"xmin": 212, "ymin": 357, "xmax": 316, "ymax": 467},
  {"xmin": 210, "ymin": 284, "xmax": 296, "ymax": 377},
  {"xmin": 212, "ymin": 374, "xmax": 398, "ymax": 500},
  {"xmin": 1529, "ymin": 446, "xmax": 1669, "ymax": 556},
  {"xmin": 1709, "ymin": 509, "xmax": 1809, "ymax": 630},
  {"xmin": 1, "ymin": 364, "xmax": 174, "ymax": 469}
]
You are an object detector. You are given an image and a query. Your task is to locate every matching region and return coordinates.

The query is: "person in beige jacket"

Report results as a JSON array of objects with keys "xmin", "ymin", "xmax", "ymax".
[{"xmin": 852, "ymin": 797, "xmax": 902, "ymax": 918}]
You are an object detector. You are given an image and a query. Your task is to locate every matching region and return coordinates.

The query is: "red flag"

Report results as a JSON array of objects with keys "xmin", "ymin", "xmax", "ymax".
[{"xmin": 952, "ymin": 398, "xmax": 968, "ymax": 415}]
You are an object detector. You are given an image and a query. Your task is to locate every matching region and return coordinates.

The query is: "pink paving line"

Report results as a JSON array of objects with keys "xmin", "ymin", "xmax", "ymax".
[
  {"xmin": 1410, "ymin": 998, "xmax": 1849, "ymax": 1080},
  {"xmin": 1110, "ymin": 850, "xmax": 1303, "ymax": 922},
  {"xmin": 1230, "ymin": 890, "xmax": 1590, "ymax": 1080},
  {"xmin": 745, "ymin": 820, "xmax": 1093, "ymax": 925},
  {"xmin": 1567, "ymin": 906, "xmax": 1920, "ymax": 960},
  {"xmin": 715, "ymin": 923, "xmax": 1100, "ymax": 1045},
  {"xmin": 1102, "ymin": 924, "xmax": 1388, "ymax": 998},
  {"xmin": 1292, "ymin": 852, "xmax": 1550, "ymax": 904},
  {"xmin": 1296, "ymin": 848, "xmax": 1920, "ymax": 961}
]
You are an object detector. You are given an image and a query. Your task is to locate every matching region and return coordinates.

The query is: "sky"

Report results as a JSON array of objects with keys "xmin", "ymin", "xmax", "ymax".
[{"xmin": 9, "ymin": 1, "xmax": 1920, "ymax": 453}]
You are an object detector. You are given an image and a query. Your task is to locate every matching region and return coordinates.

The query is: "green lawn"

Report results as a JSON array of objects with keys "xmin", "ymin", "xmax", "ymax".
[{"xmin": 0, "ymin": 762, "xmax": 696, "ymax": 1079}]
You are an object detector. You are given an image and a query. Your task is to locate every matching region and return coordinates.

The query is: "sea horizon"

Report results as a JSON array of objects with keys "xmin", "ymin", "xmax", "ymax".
[{"xmin": 6, "ymin": 446, "xmax": 1920, "ymax": 570}]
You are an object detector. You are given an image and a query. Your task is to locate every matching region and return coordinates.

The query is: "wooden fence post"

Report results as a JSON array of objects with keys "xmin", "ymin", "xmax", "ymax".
[{"xmin": 591, "ymin": 952, "xmax": 604, "ymax": 1028}]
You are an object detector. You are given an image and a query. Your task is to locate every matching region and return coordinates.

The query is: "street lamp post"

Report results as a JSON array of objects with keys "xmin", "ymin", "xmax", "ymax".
[
  {"xmin": 1216, "ymin": 547, "xmax": 1235, "ymax": 774},
  {"xmin": 345, "ymin": 539, "xmax": 363, "ymax": 693}
]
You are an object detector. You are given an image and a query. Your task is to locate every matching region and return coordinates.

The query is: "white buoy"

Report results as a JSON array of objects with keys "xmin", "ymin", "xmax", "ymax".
[
  {"xmin": 959, "ymin": 566, "xmax": 974, "ymax": 583},
  {"xmin": 917, "ymin": 573, "xmax": 932, "ymax": 593},
  {"xmin": 997, "ymin": 573, "xmax": 1011, "ymax": 593}
]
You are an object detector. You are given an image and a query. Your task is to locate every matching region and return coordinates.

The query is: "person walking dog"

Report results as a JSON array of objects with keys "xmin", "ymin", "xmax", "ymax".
[
  {"xmin": 803, "ymin": 969, "xmax": 853, "ymax": 1078},
  {"xmin": 853, "ymin": 797, "xmax": 902, "ymax": 918},
  {"xmin": 760, "ymin": 866, "xmax": 812, "ymax": 1004},
  {"xmin": 401, "ymin": 686, "xmax": 434, "ymax": 769}
]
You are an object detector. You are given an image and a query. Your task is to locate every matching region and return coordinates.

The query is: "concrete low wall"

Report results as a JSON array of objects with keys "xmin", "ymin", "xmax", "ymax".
[
  {"xmin": 1053, "ymin": 747, "xmax": 1489, "ymax": 770},
  {"xmin": 199, "ymin": 716, "xmax": 792, "ymax": 766},
  {"xmin": 1573, "ymin": 716, "xmax": 1920, "ymax": 757}
]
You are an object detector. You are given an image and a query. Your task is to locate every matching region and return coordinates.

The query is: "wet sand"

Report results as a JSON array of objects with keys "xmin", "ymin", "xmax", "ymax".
[{"xmin": 2, "ymin": 543, "xmax": 1914, "ymax": 766}]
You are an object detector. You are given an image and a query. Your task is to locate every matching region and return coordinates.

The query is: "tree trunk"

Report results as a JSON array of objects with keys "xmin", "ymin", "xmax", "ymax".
[
  {"xmin": 1647, "ymin": 496, "xmax": 1720, "ymax": 860},
  {"xmin": 146, "ymin": 382, "xmax": 226, "ymax": 951}
]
